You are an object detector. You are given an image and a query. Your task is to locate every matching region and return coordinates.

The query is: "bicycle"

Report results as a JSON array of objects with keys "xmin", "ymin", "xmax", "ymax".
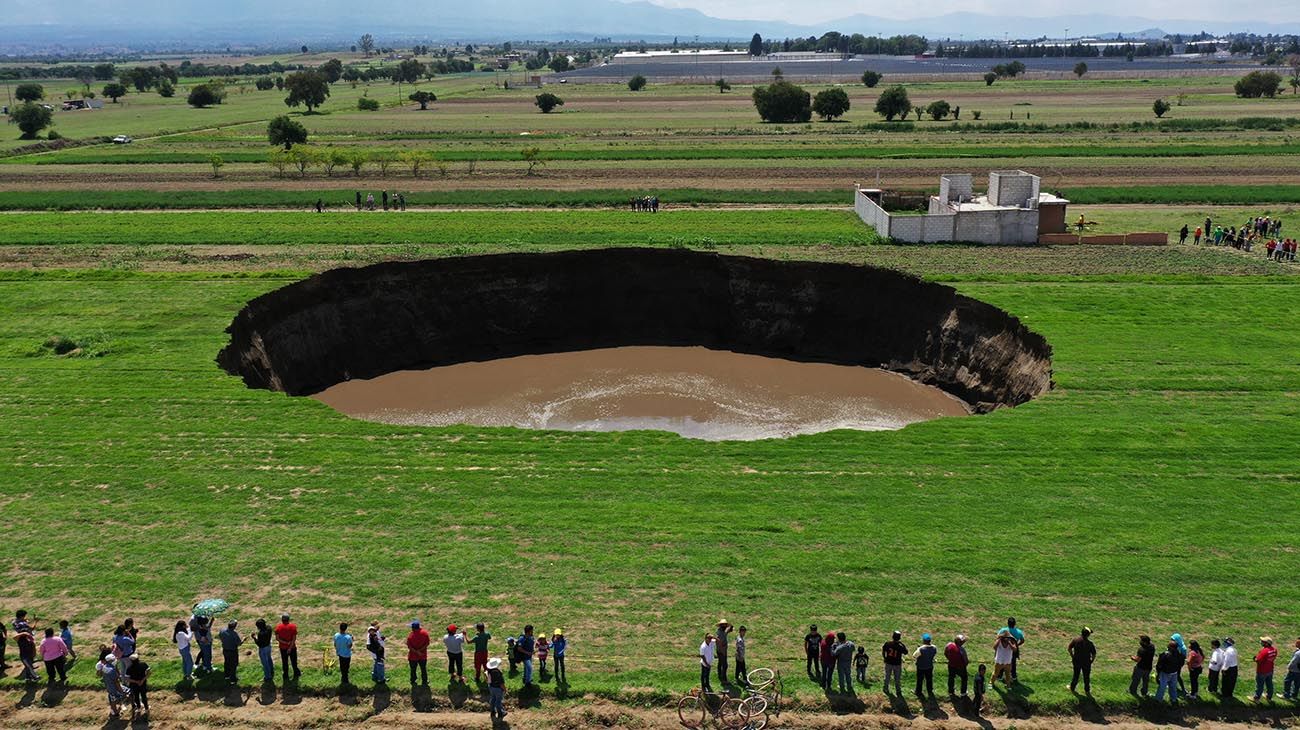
[
  {"xmin": 740, "ymin": 668, "xmax": 783, "ymax": 728},
  {"xmin": 677, "ymin": 688, "xmax": 758, "ymax": 729}
]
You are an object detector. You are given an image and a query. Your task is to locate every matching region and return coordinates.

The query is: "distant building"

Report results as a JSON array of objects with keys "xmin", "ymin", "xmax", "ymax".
[
  {"xmin": 611, "ymin": 49, "xmax": 750, "ymax": 64},
  {"xmin": 855, "ymin": 171, "xmax": 1068, "ymax": 244}
]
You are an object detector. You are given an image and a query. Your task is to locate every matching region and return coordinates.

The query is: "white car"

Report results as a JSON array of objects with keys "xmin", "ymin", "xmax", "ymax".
[{"xmin": 112, "ymin": 135, "xmax": 133, "ymax": 144}]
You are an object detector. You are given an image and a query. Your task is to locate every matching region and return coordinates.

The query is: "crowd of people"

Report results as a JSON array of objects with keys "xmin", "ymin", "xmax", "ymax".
[
  {"xmin": 631, "ymin": 196, "xmax": 660, "ymax": 212},
  {"xmin": 347, "ymin": 190, "xmax": 407, "ymax": 212},
  {"xmin": 1179, "ymin": 215, "xmax": 1295, "ymax": 261},
  {"xmin": 0, "ymin": 609, "xmax": 567, "ymax": 722},
  {"xmin": 694, "ymin": 619, "xmax": 1300, "ymax": 715}
]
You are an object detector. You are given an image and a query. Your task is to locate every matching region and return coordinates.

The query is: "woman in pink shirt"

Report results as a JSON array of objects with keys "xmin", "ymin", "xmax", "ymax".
[{"xmin": 39, "ymin": 627, "xmax": 70, "ymax": 684}]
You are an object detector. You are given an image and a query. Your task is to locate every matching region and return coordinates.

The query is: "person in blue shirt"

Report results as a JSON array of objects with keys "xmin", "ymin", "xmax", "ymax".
[
  {"xmin": 334, "ymin": 623, "xmax": 354, "ymax": 687},
  {"xmin": 551, "ymin": 629, "xmax": 567, "ymax": 684},
  {"xmin": 519, "ymin": 625, "xmax": 536, "ymax": 686},
  {"xmin": 59, "ymin": 620, "xmax": 76, "ymax": 661},
  {"xmin": 1000, "ymin": 618, "xmax": 1025, "ymax": 681}
]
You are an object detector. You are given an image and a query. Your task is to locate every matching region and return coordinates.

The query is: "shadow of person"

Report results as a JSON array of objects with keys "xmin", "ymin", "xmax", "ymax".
[
  {"xmin": 338, "ymin": 684, "xmax": 359, "ymax": 706},
  {"xmin": 826, "ymin": 692, "xmax": 865, "ymax": 714},
  {"xmin": 515, "ymin": 682, "xmax": 542, "ymax": 710},
  {"xmin": 1076, "ymin": 695, "xmax": 1109, "ymax": 724},
  {"xmin": 922, "ymin": 697, "xmax": 948, "ymax": 720},
  {"xmin": 886, "ymin": 693, "xmax": 914, "ymax": 719},
  {"xmin": 17, "ymin": 681, "xmax": 39, "ymax": 708},
  {"xmin": 491, "ymin": 715, "xmax": 511, "ymax": 729},
  {"xmin": 554, "ymin": 679, "xmax": 572, "ymax": 700},
  {"xmin": 411, "ymin": 683, "xmax": 435, "ymax": 712},
  {"xmin": 222, "ymin": 685, "xmax": 248, "ymax": 707},
  {"xmin": 372, "ymin": 684, "xmax": 391, "ymax": 714},
  {"xmin": 40, "ymin": 683, "xmax": 68, "ymax": 707},
  {"xmin": 100, "ymin": 716, "xmax": 129, "ymax": 730},
  {"xmin": 446, "ymin": 679, "xmax": 471, "ymax": 709},
  {"xmin": 257, "ymin": 680, "xmax": 276, "ymax": 706}
]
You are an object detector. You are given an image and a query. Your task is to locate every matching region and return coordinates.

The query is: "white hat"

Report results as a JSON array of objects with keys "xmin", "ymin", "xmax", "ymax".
[{"xmin": 487, "ymin": 657, "xmax": 502, "ymax": 670}]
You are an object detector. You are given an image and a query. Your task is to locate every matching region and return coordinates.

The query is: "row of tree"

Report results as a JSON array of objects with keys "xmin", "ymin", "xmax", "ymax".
[{"xmin": 746, "ymin": 32, "xmax": 929, "ymax": 57}]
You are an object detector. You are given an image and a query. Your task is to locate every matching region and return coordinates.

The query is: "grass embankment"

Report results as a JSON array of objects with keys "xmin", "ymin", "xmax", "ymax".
[{"xmin": 0, "ymin": 244, "xmax": 1298, "ymax": 718}]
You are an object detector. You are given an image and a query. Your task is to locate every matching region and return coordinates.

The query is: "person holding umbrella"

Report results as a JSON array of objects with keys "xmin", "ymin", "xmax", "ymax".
[{"xmin": 192, "ymin": 599, "xmax": 230, "ymax": 676}]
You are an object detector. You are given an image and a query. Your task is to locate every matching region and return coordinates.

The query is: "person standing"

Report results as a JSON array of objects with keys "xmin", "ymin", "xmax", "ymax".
[
  {"xmin": 1179, "ymin": 224, "xmax": 1189, "ymax": 245},
  {"xmin": 39, "ymin": 628, "xmax": 69, "ymax": 684},
  {"xmin": 274, "ymin": 614, "xmax": 301, "ymax": 682},
  {"xmin": 487, "ymin": 657, "xmax": 507, "ymax": 720},
  {"xmin": 59, "ymin": 620, "xmax": 76, "ymax": 661},
  {"xmin": 366, "ymin": 192, "xmax": 375, "ymax": 211},
  {"xmin": 519, "ymin": 625, "xmax": 536, "ymax": 686},
  {"xmin": 334, "ymin": 623, "xmax": 354, "ymax": 687},
  {"xmin": 1222, "ymin": 637, "xmax": 1240, "ymax": 698},
  {"xmin": 13, "ymin": 612, "xmax": 39, "ymax": 683},
  {"xmin": 834, "ymin": 632, "xmax": 855, "ymax": 694},
  {"xmin": 819, "ymin": 632, "xmax": 836, "ymax": 691},
  {"xmin": 1283, "ymin": 638, "xmax": 1300, "ymax": 701},
  {"xmin": 253, "ymin": 619, "xmax": 274, "ymax": 683},
  {"xmin": 881, "ymin": 631, "xmax": 906, "ymax": 696},
  {"xmin": 219, "ymin": 620, "xmax": 242, "ymax": 686},
  {"xmin": 444, "ymin": 624, "xmax": 466, "ymax": 683},
  {"xmin": 973, "ymin": 663, "xmax": 987, "ymax": 714},
  {"xmin": 913, "ymin": 633, "xmax": 937, "ymax": 699},
  {"xmin": 1207, "ymin": 638, "xmax": 1224, "ymax": 695},
  {"xmin": 470, "ymin": 623, "xmax": 491, "ymax": 682},
  {"xmin": 1253, "ymin": 637, "xmax": 1278, "ymax": 702},
  {"xmin": 945, "ymin": 634, "xmax": 969, "ymax": 696},
  {"xmin": 1000, "ymin": 617, "xmax": 1025, "ymax": 681},
  {"xmin": 382, "ymin": 190, "xmax": 389, "ymax": 211},
  {"xmin": 992, "ymin": 630, "xmax": 1017, "ymax": 687},
  {"xmin": 1187, "ymin": 640, "xmax": 1205, "ymax": 699},
  {"xmin": 734, "ymin": 626, "xmax": 748, "ymax": 687},
  {"xmin": 112, "ymin": 624, "xmax": 136, "ymax": 675},
  {"xmin": 355, "ymin": 191, "xmax": 361, "ymax": 211},
  {"xmin": 97, "ymin": 653, "xmax": 127, "ymax": 720},
  {"xmin": 1067, "ymin": 627, "xmax": 1096, "ymax": 695},
  {"xmin": 407, "ymin": 620, "xmax": 430, "ymax": 686},
  {"xmin": 698, "ymin": 634, "xmax": 715, "ymax": 693},
  {"xmin": 1155, "ymin": 640, "xmax": 1184, "ymax": 705},
  {"xmin": 855, "ymin": 646, "xmax": 869, "ymax": 686},
  {"xmin": 1129, "ymin": 635, "xmax": 1155, "ymax": 697},
  {"xmin": 551, "ymin": 629, "xmax": 567, "ymax": 684},
  {"xmin": 368, "ymin": 623, "xmax": 386, "ymax": 684},
  {"xmin": 314, "ymin": 198, "xmax": 323, "ymax": 213},
  {"xmin": 715, "ymin": 621, "xmax": 732, "ymax": 687},
  {"xmin": 124, "ymin": 653, "xmax": 151, "ymax": 718},
  {"xmin": 0, "ymin": 617, "xmax": 7, "ymax": 668},
  {"xmin": 804, "ymin": 625, "xmax": 822, "ymax": 681},
  {"xmin": 173, "ymin": 620, "xmax": 194, "ymax": 682},
  {"xmin": 193, "ymin": 615, "xmax": 213, "ymax": 675}
]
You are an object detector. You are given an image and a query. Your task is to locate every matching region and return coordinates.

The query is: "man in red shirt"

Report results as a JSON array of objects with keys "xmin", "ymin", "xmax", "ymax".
[
  {"xmin": 274, "ymin": 614, "xmax": 300, "ymax": 682},
  {"xmin": 945, "ymin": 634, "xmax": 969, "ymax": 696},
  {"xmin": 407, "ymin": 620, "xmax": 431, "ymax": 686},
  {"xmin": 1253, "ymin": 637, "xmax": 1278, "ymax": 702}
]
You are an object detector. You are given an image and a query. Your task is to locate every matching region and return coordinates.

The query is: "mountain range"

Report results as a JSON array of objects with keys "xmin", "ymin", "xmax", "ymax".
[{"xmin": 3, "ymin": 0, "xmax": 1298, "ymax": 50}]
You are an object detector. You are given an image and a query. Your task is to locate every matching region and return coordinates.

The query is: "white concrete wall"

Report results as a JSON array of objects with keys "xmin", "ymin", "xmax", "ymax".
[
  {"xmin": 854, "ymin": 192, "xmax": 892, "ymax": 236},
  {"xmin": 952, "ymin": 209, "xmax": 1040, "ymax": 244},
  {"xmin": 989, "ymin": 172, "xmax": 1040, "ymax": 208},
  {"xmin": 939, "ymin": 174, "xmax": 973, "ymax": 203}
]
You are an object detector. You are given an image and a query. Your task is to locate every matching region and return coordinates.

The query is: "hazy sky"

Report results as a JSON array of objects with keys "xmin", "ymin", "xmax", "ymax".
[{"xmin": 646, "ymin": 0, "xmax": 1290, "ymax": 23}]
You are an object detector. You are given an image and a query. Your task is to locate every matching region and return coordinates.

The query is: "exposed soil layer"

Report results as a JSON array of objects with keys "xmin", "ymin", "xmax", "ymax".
[{"xmin": 218, "ymin": 248, "xmax": 1053, "ymax": 412}]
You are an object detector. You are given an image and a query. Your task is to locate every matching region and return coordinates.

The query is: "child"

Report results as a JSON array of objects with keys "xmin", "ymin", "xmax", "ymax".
[
  {"xmin": 974, "ymin": 663, "xmax": 987, "ymax": 714},
  {"xmin": 855, "ymin": 645, "xmax": 869, "ymax": 685},
  {"xmin": 60, "ymin": 620, "xmax": 76, "ymax": 661},
  {"xmin": 506, "ymin": 636, "xmax": 518, "ymax": 673},
  {"xmin": 535, "ymin": 635, "xmax": 550, "ymax": 675}
]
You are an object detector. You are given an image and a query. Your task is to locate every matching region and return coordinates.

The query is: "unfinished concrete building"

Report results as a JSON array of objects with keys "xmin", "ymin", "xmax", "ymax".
[{"xmin": 855, "ymin": 171, "xmax": 1069, "ymax": 244}]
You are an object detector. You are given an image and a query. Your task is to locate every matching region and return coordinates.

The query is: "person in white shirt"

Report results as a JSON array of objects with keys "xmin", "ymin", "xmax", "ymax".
[
  {"xmin": 172, "ymin": 621, "xmax": 194, "ymax": 682},
  {"xmin": 734, "ymin": 626, "xmax": 748, "ymax": 686},
  {"xmin": 1221, "ymin": 637, "xmax": 1240, "ymax": 697},
  {"xmin": 1208, "ymin": 639, "xmax": 1225, "ymax": 695},
  {"xmin": 1283, "ymin": 638, "xmax": 1300, "ymax": 701},
  {"xmin": 443, "ymin": 625, "xmax": 466, "ymax": 683},
  {"xmin": 698, "ymin": 634, "xmax": 715, "ymax": 692}
]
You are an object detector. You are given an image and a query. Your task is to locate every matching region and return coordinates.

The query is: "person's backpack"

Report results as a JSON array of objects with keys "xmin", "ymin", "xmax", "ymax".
[{"xmin": 514, "ymin": 636, "xmax": 527, "ymax": 661}]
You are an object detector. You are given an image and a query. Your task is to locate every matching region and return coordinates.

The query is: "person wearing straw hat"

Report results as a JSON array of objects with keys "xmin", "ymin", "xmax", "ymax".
[
  {"xmin": 1253, "ymin": 637, "xmax": 1278, "ymax": 702},
  {"xmin": 1067, "ymin": 627, "xmax": 1096, "ymax": 696},
  {"xmin": 715, "ymin": 620, "xmax": 732, "ymax": 687},
  {"xmin": 486, "ymin": 657, "xmax": 507, "ymax": 719},
  {"xmin": 551, "ymin": 629, "xmax": 567, "ymax": 684}
]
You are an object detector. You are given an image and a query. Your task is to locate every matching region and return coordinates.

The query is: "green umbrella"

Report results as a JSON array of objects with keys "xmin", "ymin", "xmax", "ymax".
[{"xmin": 192, "ymin": 598, "xmax": 230, "ymax": 618}]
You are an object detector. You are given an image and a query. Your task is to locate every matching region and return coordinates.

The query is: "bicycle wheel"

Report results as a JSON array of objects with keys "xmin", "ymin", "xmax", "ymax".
[
  {"xmin": 744, "ymin": 708, "xmax": 769, "ymax": 730},
  {"xmin": 719, "ymin": 698, "xmax": 748, "ymax": 729},
  {"xmin": 741, "ymin": 695, "xmax": 768, "ymax": 717},
  {"xmin": 677, "ymin": 695, "xmax": 704, "ymax": 729},
  {"xmin": 746, "ymin": 667, "xmax": 775, "ymax": 687}
]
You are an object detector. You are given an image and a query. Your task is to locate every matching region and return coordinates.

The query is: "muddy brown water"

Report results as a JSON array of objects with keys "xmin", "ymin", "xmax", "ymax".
[{"xmin": 313, "ymin": 346, "xmax": 968, "ymax": 441}]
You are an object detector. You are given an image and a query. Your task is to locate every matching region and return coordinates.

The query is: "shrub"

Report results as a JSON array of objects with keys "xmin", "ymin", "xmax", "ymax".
[
  {"xmin": 811, "ymin": 88, "xmax": 851, "ymax": 121},
  {"xmin": 40, "ymin": 334, "xmax": 109, "ymax": 358},
  {"xmin": 11, "ymin": 103, "xmax": 53, "ymax": 139},
  {"xmin": 357, "ymin": 96, "xmax": 380, "ymax": 111},
  {"xmin": 628, "ymin": 74, "xmax": 647, "ymax": 91},
  {"xmin": 187, "ymin": 84, "xmax": 224, "ymax": 107},
  {"xmin": 972, "ymin": 110, "xmax": 982, "ymax": 120},
  {"xmin": 752, "ymin": 81, "xmax": 812, "ymax": 123},
  {"xmin": 158, "ymin": 80, "xmax": 174, "ymax": 98},
  {"xmin": 1234, "ymin": 70, "xmax": 1283, "ymax": 98},
  {"xmin": 861, "ymin": 70, "xmax": 882, "ymax": 88},
  {"xmin": 984, "ymin": 72, "xmax": 998, "ymax": 86},
  {"xmin": 715, "ymin": 78, "xmax": 731, "ymax": 93},
  {"xmin": 1153, "ymin": 98, "xmax": 1171, "ymax": 118},
  {"xmin": 46, "ymin": 130, "xmax": 62, "ymax": 140},
  {"xmin": 926, "ymin": 100, "xmax": 952, "ymax": 121},
  {"xmin": 874, "ymin": 85, "xmax": 911, "ymax": 121},
  {"xmin": 535, "ymin": 93, "xmax": 564, "ymax": 113}
]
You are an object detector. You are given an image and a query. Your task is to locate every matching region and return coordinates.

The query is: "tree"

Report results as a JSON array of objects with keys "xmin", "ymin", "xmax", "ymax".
[
  {"xmin": 535, "ymin": 92, "xmax": 564, "ymax": 113},
  {"xmin": 752, "ymin": 80, "xmax": 811, "ymax": 123},
  {"xmin": 359, "ymin": 33, "xmax": 376, "ymax": 57},
  {"xmin": 984, "ymin": 72, "xmax": 998, "ymax": 86},
  {"xmin": 11, "ymin": 103, "xmax": 53, "ymax": 139},
  {"xmin": 267, "ymin": 115, "xmax": 308, "ymax": 149},
  {"xmin": 912, "ymin": 104, "xmax": 926, "ymax": 121},
  {"xmin": 408, "ymin": 90, "xmax": 437, "ymax": 110},
  {"xmin": 289, "ymin": 146, "xmax": 317, "ymax": 177},
  {"xmin": 1289, "ymin": 55, "xmax": 1300, "ymax": 94},
  {"xmin": 267, "ymin": 148, "xmax": 290, "ymax": 178},
  {"xmin": 771, "ymin": 66, "xmax": 783, "ymax": 80},
  {"xmin": 715, "ymin": 78, "xmax": 731, "ymax": 94},
  {"xmin": 749, "ymin": 33, "xmax": 763, "ymax": 57},
  {"xmin": 255, "ymin": 76, "xmax": 276, "ymax": 91},
  {"xmin": 158, "ymin": 80, "xmax": 175, "ymax": 98},
  {"xmin": 372, "ymin": 150, "xmax": 396, "ymax": 177},
  {"xmin": 873, "ymin": 85, "xmax": 911, "ymax": 121},
  {"xmin": 628, "ymin": 74, "xmax": 647, "ymax": 91},
  {"xmin": 93, "ymin": 63, "xmax": 116, "ymax": 80},
  {"xmin": 102, "ymin": 83, "xmax": 127, "ymax": 103},
  {"xmin": 1234, "ymin": 70, "xmax": 1283, "ymax": 98},
  {"xmin": 926, "ymin": 100, "xmax": 952, "ymax": 121},
  {"xmin": 861, "ymin": 70, "xmax": 882, "ymax": 88},
  {"xmin": 15, "ymin": 83, "xmax": 43, "ymax": 102},
  {"xmin": 1073, "ymin": 61, "xmax": 1088, "ymax": 78},
  {"xmin": 1152, "ymin": 98, "xmax": 1171, "ymax": 118},
  {"xmin": 187, "ymin": 84, "xmax": 224, "ymax": 107},
  {"xmin": 321, "ymin": 147, "xmax": 348, "ymax": 176},
  {"xmin": 208, "ymin": 154, "xmax": 224, "ymax": 178},
  {"xmin": 301, "ymin": 45, "xmax": 309, "ymax": 54},
  {"xmin": 348, "ymin": 151, "xmax": 368, "ymax": 177},
  {"xmin": 396, "ymin": 59, "xmax": 425, "ymax": 85},
  {"xmin": 521, "ymin": 147, "xmax": 545, "ymax": 175},
  {"xmin": 400, "ymin": 149, "xmax": 429, "ymax": 178},
  {"xmin": 811, "ymin": 87, "xmax": 850, "ymax": 121},
  {"xmin": 284, "ymin": 71, "xmax": 330, "ymax": 112},
  {"xmin": 548, "ymin": 56, "xmax": 572, "ymax": 72},
  {"xmin": 319, "ymin": 59, "xmax": 344, "ymax": 83}
]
